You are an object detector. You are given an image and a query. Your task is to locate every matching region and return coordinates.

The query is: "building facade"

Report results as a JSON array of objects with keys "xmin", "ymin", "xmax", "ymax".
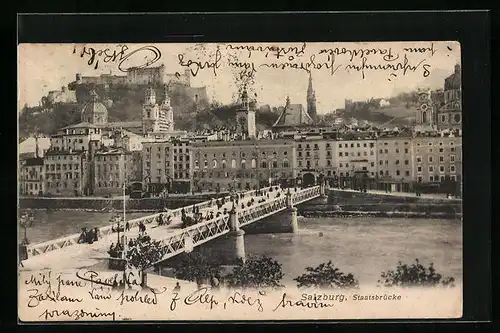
[
  {"xmin": 411, "ymin": 134, "xmax": 462, "ymax": 194},
  {"xmin": 376, "ymin": 135, "xmax": 414, "ymax": 192},
  {"xmin": 142, "ymin": 86, "xmax": 175, "ymax": 135},
  {"xmin": 142, "ymin": 138, "xmax": 191, "ymax": 194},
  {"xmin": 19, "ymin": 157, "xmax": 45, "ymax": 196},
  {"xmin": 43, "ymin": 149, "xmax": 88, "ymax": 196},
  {"xmin": 190, "ymin": 140, "xmax": 296, "ymax": 192}
]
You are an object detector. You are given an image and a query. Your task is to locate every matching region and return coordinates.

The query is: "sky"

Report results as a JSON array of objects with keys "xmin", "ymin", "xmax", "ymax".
[{"xmin": 18, "ymin": 41, "xmax": 461, "ymax": 113}]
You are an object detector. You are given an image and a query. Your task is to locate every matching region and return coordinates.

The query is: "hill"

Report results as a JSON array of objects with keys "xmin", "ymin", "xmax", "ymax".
[{"xmin": 19, "ymin": 83, "xmax": 280, "ymax": 138}]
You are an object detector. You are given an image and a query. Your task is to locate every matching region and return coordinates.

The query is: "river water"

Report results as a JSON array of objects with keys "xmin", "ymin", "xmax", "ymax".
[{"xmin": 21, "ymin": 210, "xmax": 462, "ymax": 286}]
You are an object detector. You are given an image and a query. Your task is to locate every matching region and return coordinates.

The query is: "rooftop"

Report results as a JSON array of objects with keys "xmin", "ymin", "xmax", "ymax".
[{"xmin": 22, "ymin": 157, "xmax": 44, "ymax": 166}]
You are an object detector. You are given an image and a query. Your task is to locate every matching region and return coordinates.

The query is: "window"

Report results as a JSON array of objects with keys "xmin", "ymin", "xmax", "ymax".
[
  {"xmin": 379, "ymin": 160, "xmax": 383, "ymax": 165},
  {"xmin": 370, "ymin": 151, "xmax": 374, "ymax": 155},
  {"xmin": 429, "ymin": 176, "xmax": 434, "ymax": 182},
  {"xmin": 428, "ymin": 156, "xmax": 433, "ymax": 163},
  {"xmin": 450, "ymin": 175, "xmax": 456, "ymax": 181},
  {"xmin": 396, "ymin": 170, "xmax": 400, "ymax": 176},
  {"xmin": 417, "ymin": 176, "xmax": 423, "ymax": 182},
  {"xmin": 451, "ymin": 147, "xmax": 456, "ymax": 152},
  {"xmin": 429, "ymin": 166, "xmax": 434, "ymax": 172},
  {"xmin": 417, "ymin": 156, "xmax": 422, "ymax": 163},
  {"xmin": 370, "ymin": 162, "xmax": 375, "ymax": 167},
  {"xmin": 450, "ymin": 155, "xmax": 456, "ymax": 162},
  {"xmin": 204, "ymin": 160, "xmax": 208, "ymax": 168},
  {"xmin": 351, "ymin": 143, "xmax": 354, "ymax": 148},
  {"xmin": 261, "ymin": 161, "xmax": 267, "ymax": 168},
  {"xmin": 404, "ymin": 148, "xmax": 409, "ymax": 153},
  {"xmin": 395, "ymin": 149, "xmax": 399, "ymax": 153},
  {"xmin": 251, "ymin": 159, "xmax": 256, "ymax": 168},
  {"xmin": 213, "ymin": 160, "xmax": 218, "ymax": 168},
  {"xmin": 346, "ymin": 163, "xmax": 349, "ymax": 168},
  {"xmin": 450, "ymin": 165, "xmax": 456, "ymax": 173},
  {"xmin": 439, "ymin": 165, "xmax": 445, "ymax": 173},
  {"xmin": 231, "ymin": 159, "xmax": 237, "ymax": 168},
  {"xmin": 327, "ymin": 160, "xmax": 331, "ymax": 166},
  {"xmin": 379, "ymin": 171, "xmax": 383, "ymax": 176},
  {"xmin": 395, "ymin": 160, "xmax": 400, "ymax": 165},
  {"xmin": 379, "ymin": 149, "xmax": 383, "ymax": 154},
  {"xmin": 298, "ymin": 161, "xmax": 302, "ymax": 167},
  {"xmin": 357, "ymin": 152, "xmax": 361, "ymax": 157},
  {"xmin": 298, "ymin": 152, "xmax": 302, "ymax": 157},
  {"xmin": 356, "ymin": 143, "xmax": 360, "ymax": 148},
  {"xmin": 339, "ymin": 163, "xmax": 343, "ymax": 167},
  {"xmin": 273, "ymin": 160, "xmax": 278, "ymax": 168},
  {"xmin": 241, "ymin": 159, "xmax": 246, "ymax": 169},
  {"xmin": 439, "ymin": 148, "xmax": 444, "ymax": 153},
  {"xmin": 417, "ymin": 166, "xmax": 422, "ymax": 173},
  {"xmin": 298, "ymin": 144, "xmax": 302, "ymax": 149},
  {"xmin": 222, "ymin": 159, "xmax": 227, "ymax": 168},
  {"xmin": 283, "ymin": 159, "xmax": 289, "ymax": 168},
  {"xmin": 439, "ymin": 156, "xmax": 444, "ymax": 163},
  {"xmin": 339, "ymin": 152, "xmax": 343, "ymax": 157},
  {"xmin": 405, "ymin": 171, "xmax": 410, "ymax": 176},
  {"xmin": 404, "ymin": 160, "xmax": 409, "ymax": 165}
]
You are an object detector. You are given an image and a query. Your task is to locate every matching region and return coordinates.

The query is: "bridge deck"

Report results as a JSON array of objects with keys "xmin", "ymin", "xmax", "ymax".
[{"xmin": 21, "ymin": 187, "xmax": 298, "ymax": 271}]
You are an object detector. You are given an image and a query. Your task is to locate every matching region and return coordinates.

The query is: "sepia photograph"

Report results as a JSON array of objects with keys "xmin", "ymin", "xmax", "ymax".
[{"xmin": 18, "ymin": 40, "xmax": 463, "ymax": 321}]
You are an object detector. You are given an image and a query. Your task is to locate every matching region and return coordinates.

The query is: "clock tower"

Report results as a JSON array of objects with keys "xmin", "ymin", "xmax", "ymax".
[
  {"xmin": 236, "ymin": 86, "xmax": 256, "ymax": 139},
  {"xmin": 161, "ymin": 85, "xmax": 174, "ymax": 132}
]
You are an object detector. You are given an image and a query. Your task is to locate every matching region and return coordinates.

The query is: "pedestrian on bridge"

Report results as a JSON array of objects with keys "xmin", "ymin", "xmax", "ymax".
[
  {"xmin": 125, "ymin": 221, "xmax": 130, "ymax": 231},
  {"xmin": 93, "ymin": 227, "xmax": 99, "ymax": 242}
]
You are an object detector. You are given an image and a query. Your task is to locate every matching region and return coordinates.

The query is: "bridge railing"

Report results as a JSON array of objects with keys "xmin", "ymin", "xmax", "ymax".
[
  {"xmin": 153, "ymin": 214, "xmax": 232, "ymax": 264},
  {"xmin": 152, "ymin": 185, "xmax": 321, "ymax": 263},
  {"xmin": 25, "ymin": 186, "xmax": 275, "ymax": 257},
  {"xmin": 292, "ymin": 186, "xmax": 321, "ymax": 206}
]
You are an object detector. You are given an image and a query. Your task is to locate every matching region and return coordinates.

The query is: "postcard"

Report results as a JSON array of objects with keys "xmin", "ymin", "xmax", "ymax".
[{"xmin": 18, "ymin": 41, "xmax": 462, "ymax": 321}]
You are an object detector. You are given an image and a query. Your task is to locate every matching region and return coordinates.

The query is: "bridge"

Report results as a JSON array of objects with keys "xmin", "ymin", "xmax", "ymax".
[{"xmin": 21, "ymin": 184, "xmax": 324, "ymax": 271}]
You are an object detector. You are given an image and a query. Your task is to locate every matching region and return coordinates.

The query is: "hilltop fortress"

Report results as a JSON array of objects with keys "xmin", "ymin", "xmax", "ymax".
[{"xmin": 67, "ymin": 65, "xmax": 209, "ymax": 105}]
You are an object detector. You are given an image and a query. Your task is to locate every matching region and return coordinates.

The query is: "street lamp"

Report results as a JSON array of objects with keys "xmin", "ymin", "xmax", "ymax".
[{"xmin": 19, "ymin": 210, "xmax": 34, "ymax": 244}]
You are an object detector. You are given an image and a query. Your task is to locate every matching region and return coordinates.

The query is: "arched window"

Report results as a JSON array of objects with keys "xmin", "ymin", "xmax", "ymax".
[
  {"xmin": 213, "ymin": 159, "xmax": 218, "ymax": 168},
  {"xmin": 231, "ymin": 159, "xmax": 237, "ymax": 169},
  {"xmin": 422, "ymin": 111, "xmax": 427, "ymax": 123},
  {"xmin": 222, "ymin": 159, "xmax": 227, "ymax": 169},
  {"xmin": 194, "ymin": 160, "xmax": 199, "ymax": 169},
  {"xmin": 272, "ymin": 160, "xmax": 278, "ymax": 168},
  {"xmin": 241, "ymin": 159, "xmax": 246, "ymax": 169},
  {"xmin": 261, "ymin": 161, "xmax": 268, "ymax": 168},
  {"xmin": 282, "ymin": 159, "xmax": 289, "ymax": 168},
  {"xmin": 204, "ymin": 160, "xmax": 208, "ymax": 168},
  {"xmin": 251, "ymin": 159, "xmax": 256, "ymax": 168}
]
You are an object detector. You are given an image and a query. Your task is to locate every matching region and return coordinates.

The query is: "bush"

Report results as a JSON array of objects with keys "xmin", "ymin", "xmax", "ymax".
[
  {"xmin": 294, "ymin": 260, "xmax": 359, "ymax": 289},
  {"xmin": 224, "ymin": 255, "xmax": 284, "ymax": 289},
  {"xmin": 172, "ymin": 252, "xmax": 223, "ymax": 286},
  {"xmin": 378, "ymin": 259, "xmax": 455, "ymax": 288}
]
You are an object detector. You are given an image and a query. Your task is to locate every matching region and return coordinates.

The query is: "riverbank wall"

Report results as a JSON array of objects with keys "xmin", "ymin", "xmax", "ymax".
[
  {"xmin": 18, "ymin": 194, "xmax": 222, "ymax": 212},
  {"xmin": 295, "ymin": 189, "xmax": 462, "ymax": 220}
]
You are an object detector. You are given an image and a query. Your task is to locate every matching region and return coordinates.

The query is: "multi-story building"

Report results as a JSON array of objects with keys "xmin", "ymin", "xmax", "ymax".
[
  {"xmin": 19, "ymin": 157, "xmax": 45, "ymax": 196},
  {"xmin": 93, "ymin": 147, "xmax": 140, "ymax": 197},
  {"xmin": 411, "ymin": 134, "xmax": 462, "ymax": 193},
  {"xmin": 50, "ymin": 123, "xmax": 103, "ymax": 152},
  {"xmin": 190, "ymin": 139, "xmax": 296, "ymax": 192},
  {"xmin": 43, "ymin": 149, "xmax": 88, "ymax": 196},
  {"xmin": 142, "ymin": 85, "xmax": 175, "ymax": 135},
  {"xmin": 335, "ymin": 134, "xmax": 377, "ymax": 188},
  {"xmin": 142, "ymin": 138, "xmax": 191, "ymax": 194},
  {"xmin": 295, "ymin": 138, "xmax": 337, "ymax": 185},
  {"xmin": 376, "ymin": 134, "xmax": 414, "ymax": 192}
]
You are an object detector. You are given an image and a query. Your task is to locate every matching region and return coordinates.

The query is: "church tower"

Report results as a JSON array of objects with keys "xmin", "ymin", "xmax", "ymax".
[
  {"xmin": 415, "ymin": 88, "xmax": 434, "ymax": 129},
  {"xmin": 161, "ymin": 85, "xmax": 174, "ymax": 132},
  {"xmin": 236, "ymin": 86, "xmax": 256, "ymax": 139},
  {"xmin": 142, "ymin": 86, "xmax": 161, "ymax": 134},
  {"xmin": 307, "ymin": 73, "xmax": 317, "ymax": 122}
]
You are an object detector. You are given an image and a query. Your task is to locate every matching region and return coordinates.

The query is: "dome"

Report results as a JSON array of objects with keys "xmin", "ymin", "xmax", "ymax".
[{"xmin": 81, "ymin": 90, "xmax": 108, "ymax": 125}]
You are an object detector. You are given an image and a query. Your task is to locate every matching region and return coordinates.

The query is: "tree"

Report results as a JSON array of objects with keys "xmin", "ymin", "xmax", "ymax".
[
  {"xmin": 378, "ymin": 259, "xmax": 455, "ymax": 288},
  {"xmin": 125, "ymin": 239, "xmax": 168, "ymax": 287},
  {"xmin": 294, "ymin": 260, "xmax": 359, "ymax": 289},
  {"xmin": 224, "ymin": 255, "xmax": 284, "ymax": 290},
  {"xmin": 172, "ymin": 251, "xmax": 223, "ymax": 287}
]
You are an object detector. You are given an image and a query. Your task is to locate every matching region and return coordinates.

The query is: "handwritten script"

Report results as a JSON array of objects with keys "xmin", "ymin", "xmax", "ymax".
[{"xmin": 73, "ymin": 44, "xmax": 161, "ymax": 72}]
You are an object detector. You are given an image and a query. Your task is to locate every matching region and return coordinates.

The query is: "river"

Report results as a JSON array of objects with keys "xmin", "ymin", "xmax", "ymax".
[{"xmin": 20, "ymin": 210, "xmax": 462, "ymax": 286}]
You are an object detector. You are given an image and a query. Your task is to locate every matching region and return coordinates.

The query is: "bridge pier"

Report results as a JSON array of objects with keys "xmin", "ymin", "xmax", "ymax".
[{"xmin": 228, "ymin": 209, "xmax": 246, "ymax": 263}]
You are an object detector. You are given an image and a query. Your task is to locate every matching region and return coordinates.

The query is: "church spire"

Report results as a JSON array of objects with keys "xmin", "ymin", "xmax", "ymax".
[{"xmin": 306, "ymin": 72, "xmax": 317, "ymax": 121}]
